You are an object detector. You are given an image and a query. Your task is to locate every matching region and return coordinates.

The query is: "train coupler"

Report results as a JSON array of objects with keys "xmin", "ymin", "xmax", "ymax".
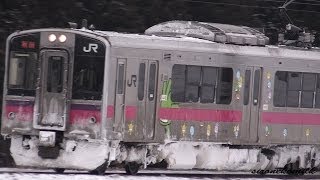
[{"xmin": 39, "ymin": 131, "xmax": 56, "ymax": 147}]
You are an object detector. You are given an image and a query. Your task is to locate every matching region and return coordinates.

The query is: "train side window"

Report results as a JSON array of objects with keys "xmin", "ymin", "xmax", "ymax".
[
  {"xmin": 315, "ymin": 74, "xmax": 320, "ymax": 108},
  {"xmin": 216, "ymin": 68, "xmax": 233, "ymax": 104},
  {"xmin": 8, "ymin": 52, "xmax": 38, "ymax": 96},
  {"xmin": 138, "ymin": 63, "xmax": 145, "ymax": 100},
  {"xmin": 185, "ymin": 66, "xmax": 201, "ymax": 102},
  {"xmin": 243, "ymin": 70, "xmax": 251, "ymax": 105},
  {"xmin": 200, "ymin": 66, "xmax": 217, "ymax": 103},
  {"xmin": 274, "ymin": 71, "xmax": 287, "ymax": 107},
  {"xmin": 171, "ymin": 64, "xmax": 186, "ymax": 102},
  {"xmin": 148, "ymin": 63, "xmax": 157, "ymax": 101},
  {"xmin": 287, "ymin": 72, "xmax": 301, "ymax": 107},
  {"xmin": 72, "ymin": 56, "xmax": 105, "ymax": 100},
  {"xmin": 301, "ymin": 73, "xmax": 316, "ymax": 108}
]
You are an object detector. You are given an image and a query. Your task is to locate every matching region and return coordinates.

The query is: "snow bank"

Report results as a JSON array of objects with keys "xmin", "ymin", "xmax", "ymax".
[{"xmin": 10, "ymin": 135, "xmax": 109, "ymax": 170}]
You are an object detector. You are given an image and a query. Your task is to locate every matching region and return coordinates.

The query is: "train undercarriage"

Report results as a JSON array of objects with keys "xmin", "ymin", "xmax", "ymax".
[{"xmin": 8, "ymin": 134, "xmax": 320, "ymax": 175}]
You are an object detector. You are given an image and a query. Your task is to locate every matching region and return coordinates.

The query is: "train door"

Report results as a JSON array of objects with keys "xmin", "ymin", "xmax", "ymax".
[
  {"xmin": 243, "ymin": 66, "xmax": 262, "ymax": 142},
  {"xmin": 120, "ymin": 59, "xmax": 158, "ymax": 141},
  {"xmin": 144, "ymin": 61, "xmax": 158, "ymax": 139},
  {"xmin": 34, "ymin": 50, "xmax": 69, "ymax": 130},
  {"xmin": 114, "ymin": 59, "xmax": 126, "ymax": 133}
]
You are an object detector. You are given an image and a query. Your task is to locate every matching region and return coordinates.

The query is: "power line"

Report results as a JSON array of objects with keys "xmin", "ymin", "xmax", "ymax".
[
  {"xmin": 181, "ymin": 0, "xmax": 320, "ymax": 14},
  {"xmin": 263, "ymin": 0, "xmax": 320, "ymax": 6},
  {"xmin": 301, "ymin": 0, "xmax": 320, "ymax": 3},
  {"xmin": 287, "ymin": 8, "xmax": 320, "ymax": 13},
  {"xmin": 182, "ymin": 0, "xmax": 278, "ymax": 9},
  {"xmin": 235, "ymin": 0, "xmax": 320, "ymax": 7}
]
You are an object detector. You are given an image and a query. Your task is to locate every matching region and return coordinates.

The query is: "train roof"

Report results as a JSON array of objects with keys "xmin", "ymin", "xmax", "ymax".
[
  {"xmin": 9, "ymin": 22, "xmax": 320, "ymax": 61},
  {"xmin": 90, "ymin": 29, "xmax": 320, "ymax": 61},
  {"xmin": 145, "ymin": 20, "xmax": 269, "ymax": 46}
]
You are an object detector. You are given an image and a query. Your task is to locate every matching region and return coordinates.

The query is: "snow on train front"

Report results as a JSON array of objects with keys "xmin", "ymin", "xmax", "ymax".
[{"xmin": 1, "ymin": 29, "xmax": 115, "ymax": 173}]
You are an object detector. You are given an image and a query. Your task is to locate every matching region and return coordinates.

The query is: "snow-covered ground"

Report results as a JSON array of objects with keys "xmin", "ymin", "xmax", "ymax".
[{"xmin": 0, "ymin": 173, "xmax": 283, "ymax": 180}]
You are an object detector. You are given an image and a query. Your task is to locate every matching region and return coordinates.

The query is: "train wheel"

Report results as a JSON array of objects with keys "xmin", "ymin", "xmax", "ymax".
[
  {"xmin": 54, "ymin": 168, "xmax": 65, "ymax": 174},
  {"xmin": 125, "ymin": 162, "xmax": 140, "ymax": 175}
]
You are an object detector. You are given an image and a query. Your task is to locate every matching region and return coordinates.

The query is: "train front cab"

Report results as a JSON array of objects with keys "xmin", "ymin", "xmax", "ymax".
[{"xmin": 1, "ymin": 30, "xmax": 113, "ymax": 171}]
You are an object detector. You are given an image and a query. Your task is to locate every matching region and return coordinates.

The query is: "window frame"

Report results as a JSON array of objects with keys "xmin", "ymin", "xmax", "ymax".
[
  {"xmin": 171, "ymin": 64, "xmax": 233, "ymax": 105},
  {"xmin": 7, "ymin": 51, "xmax": 38, "ymax": 96},
  {"xmin": 273, "ymin": 70, "xmax": 320, "ymax": 109}
]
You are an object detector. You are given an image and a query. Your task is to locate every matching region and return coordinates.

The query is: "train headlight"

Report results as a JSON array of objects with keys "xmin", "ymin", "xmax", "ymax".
[
  {"xmin": 59, "ymin": 35, "xmax": 67, "ymax": 42},
  {"xmin": 89, "ymin": 117, "xmax": 97, "ymax": 124},
  {"xmin": 48, "ymin": 34, "xmax": 56, "ymax": 42}
]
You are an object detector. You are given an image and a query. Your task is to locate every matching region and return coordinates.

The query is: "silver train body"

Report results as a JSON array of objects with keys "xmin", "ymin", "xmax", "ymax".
[{"xmin": 2, "ymin": 21, "xmax": 320, "ymax": 173}]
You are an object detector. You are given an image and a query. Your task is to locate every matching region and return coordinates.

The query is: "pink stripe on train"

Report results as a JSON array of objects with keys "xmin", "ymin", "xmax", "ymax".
[
  {"xmin": 159, "ymin": 108, "xmax": 242, "ymax": 122},
  {"xmin": 5, "ymin": 105, "xmax": 34, "ymax": 121},
  {"xmin": 262, "ymin": 112, "xmax": 320, "ymax": 125}
]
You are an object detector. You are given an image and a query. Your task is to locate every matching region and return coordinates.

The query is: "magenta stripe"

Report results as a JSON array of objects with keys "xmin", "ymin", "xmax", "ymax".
[
  {"xmin": 159, "ymin": 108, "xmax": 242, "ymax": 122},
  {"xmin": 262, "ymin": 112, "xmax": 320, "ymax": 125},
  {"xmin": 125, "ymin": 106, "xmax": 137, "ymax": 121}
]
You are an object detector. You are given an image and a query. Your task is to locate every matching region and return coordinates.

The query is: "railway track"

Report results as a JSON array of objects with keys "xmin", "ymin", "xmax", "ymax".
[{"xmin": 0, "ymin": 168, "xmax": 319, "ymax": 179}]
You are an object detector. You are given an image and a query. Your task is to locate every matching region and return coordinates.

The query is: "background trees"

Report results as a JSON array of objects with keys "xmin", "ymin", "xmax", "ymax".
[{"xmin": 0, "ymin": 0, "xmax": 319, "ymax": 60}]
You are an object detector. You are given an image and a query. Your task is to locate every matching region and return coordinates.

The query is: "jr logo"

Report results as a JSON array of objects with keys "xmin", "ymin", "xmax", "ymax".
[{"xmin": 83, "ymin": 43, "xmax": 98, "ymax": 53}]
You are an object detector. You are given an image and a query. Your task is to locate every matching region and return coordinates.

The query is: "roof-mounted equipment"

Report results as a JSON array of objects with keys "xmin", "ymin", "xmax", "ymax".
[
  {"xmin": 145, "ymin": 21, "xmax": 269, "ymax": 46},
  {"xmin": 278, "ymin": 0, "xmax": 315, "ymax": 48}
]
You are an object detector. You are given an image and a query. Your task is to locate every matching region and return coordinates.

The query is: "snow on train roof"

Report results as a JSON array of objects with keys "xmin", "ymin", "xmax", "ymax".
[
  {"xmin": 72, "ymin": 23, "xmax": 320, "ymax": 61},
  {"xmin": 145, "ymin": 21, "xmax": 269, "ymax": 46},
  {"xmin": 94, "ymin": 30, "xmax": 214, "ymax": 43},
  {"xmin": 90, "ymin": 29, "xmax": 320, "ymax": 61}
]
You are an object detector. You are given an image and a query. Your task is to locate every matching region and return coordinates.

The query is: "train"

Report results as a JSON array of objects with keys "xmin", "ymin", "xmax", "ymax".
[{"xmin": 2, "ymin": 20, "xmax": 320, "ymax": 174}]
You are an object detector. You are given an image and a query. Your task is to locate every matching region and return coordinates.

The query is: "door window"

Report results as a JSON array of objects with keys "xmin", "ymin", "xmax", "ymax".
[
  {"xmin": 47, "ymin": 56, "xmax": 63, "ymax": 93},
  {"xmin": 243, "ymin": 69, "xmax": 251, "ymax": 105},
  {"xmin": 138, "ymin": 63, "xmax": 146, "ymax": 100},
  {"xmin": 252, "ymin": 69, "xmax": 261, "ymax": 106},
  {"xmin": 148, "ymin": 63, "xmax": 157, "ymax": 101}
]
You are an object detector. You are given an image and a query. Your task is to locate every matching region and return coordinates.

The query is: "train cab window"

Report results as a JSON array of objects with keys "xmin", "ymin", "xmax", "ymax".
[
  {"xmin": 7, "ymin": 52, "xmax": 38, "ymax": 96},
  {"xmin": 287, "ymin": 72, "xmax": 301, "ymax": 107},
  {"xmin": 171, "ymin": 64, "xmax": 186, "ymax": 102},
  {"xmin": 216, "ymin": 68, "xmax": 233, "ymax": 104},
  {"xmin": 72, "ymin": 56, "xmax": 105, "ymax": 100},
  {"xmin": 301, "ymin": 73, "xmax": 316, "ymax": 108},
  {"xmin": 185, "ymin": 66, "xmax": 201, "ymax": 102},
  {"xmin": 200, "ymin": 67, "xmax": 217, "ymax": 103},
  {"xmin": 138, "ymin": 63, "xmax": 145, "ymax": 101}
]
